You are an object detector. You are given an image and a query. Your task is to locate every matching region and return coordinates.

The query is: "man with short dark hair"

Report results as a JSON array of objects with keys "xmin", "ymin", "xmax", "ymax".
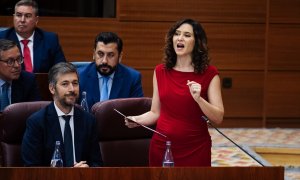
[
  {"xmin": 22, "ymin": 62, "xmax": 103, "ymax": 167},
  {"xmin": 0, "ymin": 0, "xmax": 66, "ymax": 73},
  {"xmin": 78, "ymin": 32, "xmax": 144, "ymax": 110},
  {"xmin": 0, "ymin": 39, "xmax": 40, "ymax": 111}
]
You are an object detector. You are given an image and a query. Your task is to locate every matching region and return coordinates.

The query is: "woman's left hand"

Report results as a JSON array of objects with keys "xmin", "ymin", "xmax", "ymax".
[{"xmin": 187, "ymin": 80, "xmax": 201, "ymax": 102}]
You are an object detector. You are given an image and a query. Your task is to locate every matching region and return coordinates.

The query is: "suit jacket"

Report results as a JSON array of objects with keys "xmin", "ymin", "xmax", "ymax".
[
  {"xmin": 12, "ymin": 71, "xmax": 41, "ymax": 103},
  {"xmin": 0, "ymin": 27, "xmax": 66, "ymax": 73},
  {"xmin": 78, "ymin": 62, "xmax": 144, "ymax": 110},
  {"xmin": 21, "ymin": 102, "xmax": 103, "ymax": 167}
]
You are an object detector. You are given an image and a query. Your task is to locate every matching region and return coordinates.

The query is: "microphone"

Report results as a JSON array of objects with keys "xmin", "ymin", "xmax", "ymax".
[{"xmin": 202, "ymin": 116, "xmax": 265, "ymax": 167}]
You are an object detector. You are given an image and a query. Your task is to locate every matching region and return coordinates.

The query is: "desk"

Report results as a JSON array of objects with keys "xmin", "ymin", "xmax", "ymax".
[{"xmin": 0, "ymin": 167, "xmax": 284, "ymax": 180}]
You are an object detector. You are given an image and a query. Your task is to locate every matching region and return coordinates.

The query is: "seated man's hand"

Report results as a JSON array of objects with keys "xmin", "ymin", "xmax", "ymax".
[{"xmin": 74, "ymin": 161, "xmax": 89, "ymax": 167}]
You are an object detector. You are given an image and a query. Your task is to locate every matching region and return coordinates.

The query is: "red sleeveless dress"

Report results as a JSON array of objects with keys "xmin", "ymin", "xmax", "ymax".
[{"xmin": 149, "ymin": 64, "xmax": 219, "ymax": 167}]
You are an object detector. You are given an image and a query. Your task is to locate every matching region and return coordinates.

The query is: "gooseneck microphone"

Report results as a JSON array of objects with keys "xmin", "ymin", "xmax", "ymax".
[{"xmin": 202, "ymin": 116, "xmax": 265, "ymax": 167}]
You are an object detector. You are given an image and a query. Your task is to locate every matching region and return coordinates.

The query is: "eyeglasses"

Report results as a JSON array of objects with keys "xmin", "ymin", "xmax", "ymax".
[{"xmin": 0, "ymin": 56, "xmax": 23, "ymax": 66}]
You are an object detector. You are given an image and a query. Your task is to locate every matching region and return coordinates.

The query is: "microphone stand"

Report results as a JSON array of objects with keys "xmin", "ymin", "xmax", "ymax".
[{"xmin": 202, "ymin": 116, "xmax": 265, "ymax": 167}]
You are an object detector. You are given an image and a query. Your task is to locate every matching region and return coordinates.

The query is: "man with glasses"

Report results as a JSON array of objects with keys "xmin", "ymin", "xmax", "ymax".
[
  {"xmin": 0, "ymin": 0, "xmax": 66, "ymax": 73},
  {"xmin": 0, "ymin": 39, "xmax": 40, "ymax": 111}
]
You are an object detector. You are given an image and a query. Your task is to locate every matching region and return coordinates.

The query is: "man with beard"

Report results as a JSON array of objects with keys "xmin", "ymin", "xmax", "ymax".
[
  {"xmin": 0, "ymin": 39, "xmax": 40, "ymax": 112},
  {"xmin": 21, "ymin": 62, "xmax": 103, "ymax": 167},
  {"xmin": 0, "ymin": 0, "xmax": 66, "ymax": 73},
  {"xmin": 78, "ymin": 32, "xmax": 144, "ymax": 110}
]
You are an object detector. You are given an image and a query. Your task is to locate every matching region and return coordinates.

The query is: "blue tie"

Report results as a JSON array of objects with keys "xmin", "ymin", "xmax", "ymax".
[
  {"xmin": 0, "ymin": 82, "xmax": 10, "ymax": 111},
  {"xmin": 100, "ymin": 76, "xmax": 109, "ymax": 101},
  {"xmin": 62, "ymin": 115, "xmax": 74, "ymax": 167}
]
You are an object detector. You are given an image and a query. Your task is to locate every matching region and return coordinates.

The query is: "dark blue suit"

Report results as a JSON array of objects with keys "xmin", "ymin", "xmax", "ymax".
[
  {"xmin": 0, "ymin": 27, "xmax": 66, "ymax": 73},
  {"xmin": 78, "ymin": 62, "xmax": 144, "ymax": 110},
  {"xmin": 12, "ymin": 71, "xmax": 41, "ymax": 103},
  {"xmin": 21, "ymin": 102, "xmax": 103, "ymax": 167}
]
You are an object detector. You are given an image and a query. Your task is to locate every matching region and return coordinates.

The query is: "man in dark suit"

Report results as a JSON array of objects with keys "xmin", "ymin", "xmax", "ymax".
[
  {"xmin": 22, "ymin": 62, "xmax": 103, "ymax": 167},
  {"xmin": 0, "ymin": 0, "xmax": 66, "ymax": 73},
  {"xmin": 0, "ymin": 39, "xmax": 40, "ymax": 111},
  {"xmin": 78, "ymin": 32, "xmax": 144, "ymax": 110}
]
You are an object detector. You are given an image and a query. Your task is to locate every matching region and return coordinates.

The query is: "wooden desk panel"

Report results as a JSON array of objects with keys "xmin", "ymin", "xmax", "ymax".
[{"xmin": 0, "ymin": 167, "xmax": 284, "ymax": 180}]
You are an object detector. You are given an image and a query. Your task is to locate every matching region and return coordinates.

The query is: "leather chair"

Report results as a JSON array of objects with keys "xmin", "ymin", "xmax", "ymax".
[
  {"xmin": 0, "ymin": 101, "xmax": 51, "ymax": 166},
  {"xmin": 91, "ymin": 97, "xmax": 153, "ymax": 167},
  {"xmin": 71, "ymin": 61, "xmax": 90, "ymax": 69}
]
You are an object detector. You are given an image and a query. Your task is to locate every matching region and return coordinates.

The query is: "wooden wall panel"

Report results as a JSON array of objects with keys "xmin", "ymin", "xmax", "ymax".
[
  {"xmin": 206, "ymin": 23, "xmax": 265, "ymax": 70},
  {"xmin": 0, "ymin": 17, "xmax": 266, "ymax": 71},
  {"xmin": 118, "ymin": 0, "xmax": 266, "ymax": 23},
  {"xmin": 139, "ymin": 69, "xmax": 154, "ymax": 97},
  {"xmin": 38, "ymin": 18, "xmax": 121, "ymax": 61},
  {"xmin": 265, "ymin": 72, "xmax": 300, "ymax": 118},
  {"xmin": 118, "ymin": 22, "xmax": 170, "ymax": 69},
  {"xmin": 266, "ymin": 118, "xmax": 300, "ymax": 128},
  {"xmin": 220, "ymin": 118, "xmax": 263, "ymax": 128},
  {"xmin": 269, "ymin": 0, "xmax": 300, "ymax": 23},
  {"xmin": 219, "ymin": 71, "xmax": 264, "ymax": 118},
  {"xmin": 0, "ymin": 16, "xmax": 11, "ymax": 26},
  {"xmin": 118, "ymin": 22, "xmax": 264, "ymax": 71},
  {"xmin": 268, "ymin": 24, "xmax": 300, "ymax": 70}
]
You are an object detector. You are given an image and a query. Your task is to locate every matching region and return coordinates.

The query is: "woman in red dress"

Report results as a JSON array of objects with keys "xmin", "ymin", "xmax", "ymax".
[{"xmin": 125, "ymin": 19, "xmax": 224, "ymax": 167}]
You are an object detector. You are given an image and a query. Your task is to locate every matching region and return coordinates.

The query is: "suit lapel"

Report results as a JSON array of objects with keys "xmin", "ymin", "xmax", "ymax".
[
  {"xmin": 46, "ymin": 103, "xmax": 64, "ymax": 143},
  {"xmin": 110, "ymin": 65, "xmax": 124, "ymax": 99},
  {"xmin": 73, "ymin": 107, "xmax": 83, "ymax": 162},
  {"xmin": 45, "ymin": 102, "xmax": 64, "ymax": 162},
  {"xmin": 11, "ymin": 81, "xmax": 23, "ymax": 104},
  {"xmin": 33, "ymin": 32, "xmax": 42, "ymax": 72},
  {"xmin": 11, "ymin": 75, "xmax": 23, "ymax": 104},
  {"xmin": 87, "ymin": 66, "xmax": 100, "ymax": 105}
]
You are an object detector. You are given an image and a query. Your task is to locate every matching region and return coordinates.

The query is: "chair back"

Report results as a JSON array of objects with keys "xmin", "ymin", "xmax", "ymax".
[
  {"xmin": 91, "ymin": 97, "xmax": 153, "ymax": 166},
  {"xmin": 35, "ymin": 73, "xmax": 52, "ymax": 101},
  {"xmin": 0, "ymin": 101, "xmax": 51, "ymax": 166},
  {"xmin": 71, "ymin": 61, "xmax": 90, "ymax": 69}
]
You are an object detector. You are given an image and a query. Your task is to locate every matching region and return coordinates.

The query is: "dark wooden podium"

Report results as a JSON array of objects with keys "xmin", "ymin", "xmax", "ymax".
[{"xmin": 0, "ymin": 167, "xmax": 284, "ymax": 180}]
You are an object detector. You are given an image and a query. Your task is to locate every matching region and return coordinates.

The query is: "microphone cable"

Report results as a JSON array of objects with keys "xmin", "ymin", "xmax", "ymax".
[{"xmin": 202, "ymin": 116, "xmax": 265, "ymax": 167}]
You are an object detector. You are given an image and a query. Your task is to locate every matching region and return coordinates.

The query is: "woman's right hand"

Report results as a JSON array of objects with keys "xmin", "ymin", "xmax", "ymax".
[{"xmin": 124, "ymin": 116, "xmax": 140, "ymax": 128}]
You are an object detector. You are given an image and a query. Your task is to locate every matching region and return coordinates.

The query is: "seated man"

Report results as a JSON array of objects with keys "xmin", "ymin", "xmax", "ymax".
[
  {"xmin": 78, "ymin": 32, "xmax": 144, "ymax": 110},
  {"xmin": 0, "ymin": 0, "xmax": 66, "ymax": 73},
  {"xmin": 22, "ymin": 62, "xmax": 103, "ymax": 167},
  {"xmin": 0, "ymin": 39, "xmax": 40, "ymax": 111}
]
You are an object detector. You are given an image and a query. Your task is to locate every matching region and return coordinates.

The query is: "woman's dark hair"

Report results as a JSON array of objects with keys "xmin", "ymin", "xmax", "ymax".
[{"xmin": 164, "ymin": 19, "xmax": 210, "ymax": 73}]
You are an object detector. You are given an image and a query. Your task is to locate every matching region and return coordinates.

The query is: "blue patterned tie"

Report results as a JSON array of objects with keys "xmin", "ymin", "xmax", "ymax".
[
  {"xmin": 100, "ymin": 76, "xmax": 109, "ymax": 101},
  {"xmin": 0, "ymin": 82, "xmax": 10, "ymax": 111},
  {"xmin": 62, "ymin": 115, "xmax": 74, "ymax": 167}
]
